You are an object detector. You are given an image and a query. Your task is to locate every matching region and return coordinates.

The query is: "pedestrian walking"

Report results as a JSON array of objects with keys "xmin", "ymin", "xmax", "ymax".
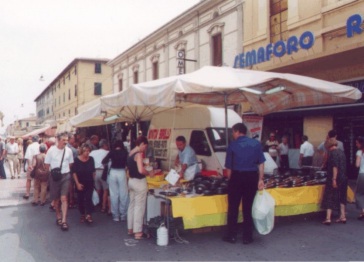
[
  {"xmin": 72, "ymin": 143, "xmax": 96, "ymax": 224},
  {"xmin": 222, "ymin": 123, "xmax": 265, "ymax": 245},
  {"xmin": 102, "ymin": 140, "xmax": 128, "ymax": 222},
  {"xmin": 15, "ymin": 138, "xmax": 24, "ymax": 177},
  {"xmin": 32, "ymin": 144, "xmax": 49, "ymax": 206},
  {"xmin": 0, "ymin": 137, "xmax": 6, "ymax": 179},
  {"xmin": 44, "ymin": 133, "xmax": 74, "ymax": 231},
  {"xmin": 89, "ymin": 138, "xmax": 110, "ymax": 214},
  {"xmin": 5, "ymin": 136, "xmax": 19, "ymax": 179},
  {"xmin": 354, "ymin": 136, "xmax": 364, "ymax": 220},
  {"xmin": 23, "ymin": 136, "xmax": 40, "ymax": 199},
  {"xmin": 321, "ymin": 138, "xmax": 347, "ymax": 225}
]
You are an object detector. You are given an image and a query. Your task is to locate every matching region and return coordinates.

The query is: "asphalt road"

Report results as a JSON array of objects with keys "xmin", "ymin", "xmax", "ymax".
[{"xmin": 1, "ymin": 174, "xmax": 364, "ymax": 261}]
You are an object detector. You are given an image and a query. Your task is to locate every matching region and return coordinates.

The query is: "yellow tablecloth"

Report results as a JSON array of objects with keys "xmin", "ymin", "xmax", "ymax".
[{"xmin": 164, "ymin": 185, "xmax": 354, "ymax": 229}]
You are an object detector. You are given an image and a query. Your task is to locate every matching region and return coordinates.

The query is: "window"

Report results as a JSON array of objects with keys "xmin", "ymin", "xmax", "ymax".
[
  {"xmin": 212, "ymin": 33, "xmax": 222, "ymax": 66},
  {"xmin": 75, "ymin": 108, "xmax": 77, "ymax": 115},
  {"xmin": 94, "ymin": 82, "xmax": 102, "ymax": 95},
  {"xmin": 95, "ymin": 63, "xmax": 102, "ymax": 74},
  {"xmin": 270, "ymin": 0, "xmax": 288, "ymax": 42},
  {"xmin": 63, "ymin": 93, "xmax": 65, "ymax": 102},
  {"xmin": 69, "ymin": 109, "xmax": 71, "ymax": 116},
  {"xmin": 54, "ymin": 99, "xmax": 56, "ymax": 107},
  {"xmin": 189, "ymin": 130, "xmax": 212, "ymax": 156},
  {"xmin": 58, "ymin": 96, "xmax": 60, "ymax": 105},
  {"xmin": 74, "ymin": 66, "xmax": 77, "ymax": 75},
  {"xmin": 119, "ymin": 78, "xmax": 123, "ymax": 92},
  {"xmin": 68, "ymin": 89, "xmax": 71, "ymax": 100},
  {"xmin": 206, "ymin": 128, "xmax": 233, "ymax": 152},
  {"xmin": 75, "ymin": 85, "xmax": 77, "ymax": 97},
  {"xmin": 133, "ymin": 71, "xmax": 139, "ymax": 84},
  {"xmin": 152, "ymin": 62, "xmax": 159, "ymax": 80}
]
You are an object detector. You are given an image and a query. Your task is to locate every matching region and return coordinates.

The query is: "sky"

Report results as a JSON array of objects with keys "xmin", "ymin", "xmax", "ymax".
[{"xmin": 0, "ymin": 0, "xmax": 200, "ymax": 132}]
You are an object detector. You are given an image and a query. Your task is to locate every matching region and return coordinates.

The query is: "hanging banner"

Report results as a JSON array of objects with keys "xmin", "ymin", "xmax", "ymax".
[{"xmin": 242, "ymin": 115, "xmax": 264, "ymax": 141}]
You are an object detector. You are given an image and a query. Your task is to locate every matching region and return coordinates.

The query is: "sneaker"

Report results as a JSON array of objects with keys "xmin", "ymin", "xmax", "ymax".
[
  {"xmin": 120, "ymin": 216, "xmax": 127, "ymax": 222},
  {"xmin": 113, "ymin": 217, "xmax": 120, "ymax": 222}
]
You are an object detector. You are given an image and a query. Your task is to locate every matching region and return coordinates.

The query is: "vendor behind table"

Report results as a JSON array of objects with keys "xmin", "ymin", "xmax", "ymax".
[{"xmin": 174, "ymin": 135, "xmax": 200, "ymax": 181}]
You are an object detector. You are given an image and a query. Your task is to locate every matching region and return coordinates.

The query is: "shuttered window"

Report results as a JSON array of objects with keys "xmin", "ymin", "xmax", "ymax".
[{"xmin": 212, "ymin": 33, "xmax": 222, "ymax": 66}]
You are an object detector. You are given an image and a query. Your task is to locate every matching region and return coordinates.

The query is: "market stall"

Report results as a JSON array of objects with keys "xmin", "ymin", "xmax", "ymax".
[{"xmin": 147, "ymin": 179, "xmax": 354, "ymax": 230}]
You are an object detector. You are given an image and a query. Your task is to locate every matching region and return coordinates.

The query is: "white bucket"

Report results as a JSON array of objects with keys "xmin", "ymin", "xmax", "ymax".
[{"xmin": 157, "ymin": 223, "xmax": 169, "ymax": 246}]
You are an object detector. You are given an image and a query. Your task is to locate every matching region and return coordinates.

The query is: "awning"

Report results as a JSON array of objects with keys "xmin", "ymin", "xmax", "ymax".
[{"xmin": 21, "ymin": 125, "xmax": 52, "ymax": 139}]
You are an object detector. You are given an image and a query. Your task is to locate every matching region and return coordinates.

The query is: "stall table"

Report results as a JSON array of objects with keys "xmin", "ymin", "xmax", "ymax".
[{"xmin": 147, "ymin": 181, "xmax": 354, "ymax": 230}]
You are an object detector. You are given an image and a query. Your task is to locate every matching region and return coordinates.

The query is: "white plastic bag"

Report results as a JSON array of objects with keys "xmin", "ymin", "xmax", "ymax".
[
  {"xmin": 252, "ymin": 189, "xmax": 275, "ymax": 235},
  {"xmin": 92, "ymin": 189, "xmax": 100, "ymax": 206}
]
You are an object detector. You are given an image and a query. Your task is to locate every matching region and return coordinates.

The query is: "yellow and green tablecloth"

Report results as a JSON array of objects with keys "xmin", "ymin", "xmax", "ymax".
[{"xmin": 156, "ymin": 185, "xmax": 354, "ymax": 229}]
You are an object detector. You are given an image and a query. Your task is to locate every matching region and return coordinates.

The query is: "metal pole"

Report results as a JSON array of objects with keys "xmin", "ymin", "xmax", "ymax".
[{"xmin": 224, "ymin": 93, "xmax": 229, "ymax": 147}]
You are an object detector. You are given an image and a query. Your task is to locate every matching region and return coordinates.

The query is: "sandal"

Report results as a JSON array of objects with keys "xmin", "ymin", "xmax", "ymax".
[
  {"xmin": 322, "ymin": 219, "xmax": 331, "ymax": 226},
  {"xmin": 357, "ymin": 213, "xmax": 364, "ymax": 220},
  {"xmin": 61, "ymin": 222, "xmax": 69, "ymax": 231},
  {"xmin": 85, "ymin": 215, "xmax": 93, "ymax": 224},
  {"xmin": 134, "ymin": 233, "xmax": 150, "ymax": 240},
  {"xmin": 80, "ymin": 215, "xmax": 85, "ymax": 223},
  {"xmin": 56, "ymin": 218, "xmax": 62, "ymax": 226},
  {"xmin": 335, "ymin": 218, "xmax": 347, "ymax": 224}
]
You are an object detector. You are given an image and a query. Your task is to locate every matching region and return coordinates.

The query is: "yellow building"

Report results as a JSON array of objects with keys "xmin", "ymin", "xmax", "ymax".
[
  {"xmin": 35, "ymin": 58, "xmax": 113, "ymax": 124},
  {"xmin": 238, "ymin": 0, "xmax": 364, "ymax": 175}
]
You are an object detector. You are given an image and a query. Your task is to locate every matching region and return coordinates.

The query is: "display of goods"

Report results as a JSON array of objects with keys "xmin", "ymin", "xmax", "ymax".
[{"xmin": 264, "ymin": 168, "xmax": 327, "ymax": 189}]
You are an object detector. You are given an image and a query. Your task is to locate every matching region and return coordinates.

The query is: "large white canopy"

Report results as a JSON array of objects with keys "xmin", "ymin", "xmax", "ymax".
[{"xmin": 69, "ymin": 66, "xmax": 362, "ymax": 127}]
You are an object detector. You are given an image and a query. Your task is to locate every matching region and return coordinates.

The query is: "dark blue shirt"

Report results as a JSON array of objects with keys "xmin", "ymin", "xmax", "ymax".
[{"xmin": 225, "ymin": 136, "xmax": 265, "ymax": 171}]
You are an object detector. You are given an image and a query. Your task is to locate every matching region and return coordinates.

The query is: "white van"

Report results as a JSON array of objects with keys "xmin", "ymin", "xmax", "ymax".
[{"xmin": 147, "ymin": 105, "xmax": 243, "ymax": 176}]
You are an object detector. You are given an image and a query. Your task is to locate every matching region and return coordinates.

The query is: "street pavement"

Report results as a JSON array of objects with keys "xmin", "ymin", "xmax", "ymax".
[{"xmin": 1, "ymin": 167, "xmax": 364, "ymax": 261}]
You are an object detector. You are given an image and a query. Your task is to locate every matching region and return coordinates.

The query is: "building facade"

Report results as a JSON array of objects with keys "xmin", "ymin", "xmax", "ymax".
[
  {"xmin": 35, "ymin": 58, "xmax": 113, "ymax": 124},
  {"xmin": 108, "ymin": 0, "xmax": 243, "ymax": 92},
  {"xmin": 239, "ymin": 0, "xmax": 364, "ymax": 174}
]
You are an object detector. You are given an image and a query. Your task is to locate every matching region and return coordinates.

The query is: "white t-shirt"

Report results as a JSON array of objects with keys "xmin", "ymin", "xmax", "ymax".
[
  {"xmin": 6, "ymin": 143, "xmax": 19, "ymax": 154},
  {"xmin": 356, "ymin": 150, "xmax": 364, "ymax": 174},
  {"xmin": 278, "ymin": 143, "xmax": 289, "ymax": 155},
  {"xmin": 300, "ymin": 141, "xmax": 314, "ymax": 157},
  {"xmin": 45, "ymin": 146, "xmax": 74, "ymax": 173},
  {"xmin": 89, "ymin": 148, "xmax": 109, "ymax": 169}
]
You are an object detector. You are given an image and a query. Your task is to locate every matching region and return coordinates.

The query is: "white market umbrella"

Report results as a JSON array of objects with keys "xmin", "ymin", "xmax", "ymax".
[{"xmin": 129, "ymin": 66, "xmax": 362, "ymax": 143}]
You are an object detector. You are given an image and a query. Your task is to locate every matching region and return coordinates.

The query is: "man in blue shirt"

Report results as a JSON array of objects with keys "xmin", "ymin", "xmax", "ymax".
[
  {"xmin": 174, "ymin": 136, "xmax": 200, "ymax": 181},
  {"xmin": 223, "ymin": 123, "xmax": 265, "ymax": 245}
]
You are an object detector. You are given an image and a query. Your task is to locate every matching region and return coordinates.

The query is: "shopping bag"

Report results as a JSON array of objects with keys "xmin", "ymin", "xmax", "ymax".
[
  {"xmin": 92, "ymin": 189, "xmax": 100, "ymax": 206},
  {"xmin": 252, "ymin": 189, "xmax": 275, "ymax": 235}
]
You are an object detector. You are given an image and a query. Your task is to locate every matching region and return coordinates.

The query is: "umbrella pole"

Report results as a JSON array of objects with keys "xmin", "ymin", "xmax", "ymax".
[{"xmin": 224, "ymin": 94, "xmax": 229, "ymax": 147}]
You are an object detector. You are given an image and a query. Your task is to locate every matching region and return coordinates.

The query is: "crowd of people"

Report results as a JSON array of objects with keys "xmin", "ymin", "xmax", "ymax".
[
  {"xmin": 0, "ymin": 132, "xmax": 161, "ymax": 238},
  {"xmin": 1, "ymin": 125, "xmax": 364, "ymax": 244}
]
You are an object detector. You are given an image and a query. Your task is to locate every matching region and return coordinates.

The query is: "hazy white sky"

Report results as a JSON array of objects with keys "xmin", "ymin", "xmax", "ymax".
[{"xmin": 0, "ymin": 0, "xmax": 200, "ymax": 131}]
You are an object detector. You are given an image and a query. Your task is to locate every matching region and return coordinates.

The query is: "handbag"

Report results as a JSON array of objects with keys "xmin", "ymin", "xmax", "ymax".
[
  {"xmin": 51, "ymin": 149, "xmax": 65, "ymax": 182},
  {"xmin": 35, "ymin": 154, "xmax": 50, "ymax": 182}
]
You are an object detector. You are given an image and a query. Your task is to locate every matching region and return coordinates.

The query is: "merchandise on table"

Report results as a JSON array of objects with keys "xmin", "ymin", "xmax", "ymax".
[{"xmin": 264, "ymin": 168, "xmax": 327, "ymax": 189}]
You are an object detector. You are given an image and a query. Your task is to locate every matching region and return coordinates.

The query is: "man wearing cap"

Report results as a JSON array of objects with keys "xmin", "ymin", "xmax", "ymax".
[
  {"xmin": 0, "ymin": 137, "xmax": 6, "ymax": 179},
  {"xmin": 23, "ymin": 135, "xmax": 40, "ymax": 199},
  {"xmin": 5, "ymin": 136, "xmax": 19, "ymax": 179}
]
